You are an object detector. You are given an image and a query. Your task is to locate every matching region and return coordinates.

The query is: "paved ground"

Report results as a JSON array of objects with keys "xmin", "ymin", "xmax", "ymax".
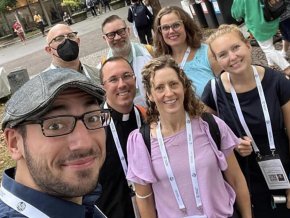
[
  {"xmin": 0, "ymin": 0, "xmax": 182, "ymax": 77},
  {"xmin": 0, "ymin": 0, "xmax": 288, "ymax": 84}
]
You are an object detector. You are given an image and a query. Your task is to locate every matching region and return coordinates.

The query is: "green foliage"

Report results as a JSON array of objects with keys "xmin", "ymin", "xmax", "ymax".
[
  {"xmin": 61, "ymin": 0, "xmax": 82, "ymax": 7},
  {"xmin": 0, "ymin": 0, "xmax": 17, "ymax": 12}
]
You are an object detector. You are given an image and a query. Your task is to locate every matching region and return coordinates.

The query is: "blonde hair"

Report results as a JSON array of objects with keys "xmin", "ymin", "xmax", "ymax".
[
  {"xmin": 206, "ymin": 24, "xmax": 248, "ymax": 57},
  {"xmin": 141, "ymin": 55, "xmax": 204, "ymax": 124}
]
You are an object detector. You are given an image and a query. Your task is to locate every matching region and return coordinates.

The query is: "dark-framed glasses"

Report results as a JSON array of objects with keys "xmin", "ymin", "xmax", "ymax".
[
  {"xmin": 104, "ymin": 27, "xmax": 127, "ymax": 40},
  {"xmin": 102, "ymin": 72, "xmax": 135, "ymax": 85},
  {"xmin": 158, "ymin": 20, "xmax": 183, "ymax": 33},
  {"xmin": 19, "ymin": 109, "xmax": 111, "ymax": 137},
  {"xmin": 49, "ymin": 32, "xmax": 78, "ymax": 45}
]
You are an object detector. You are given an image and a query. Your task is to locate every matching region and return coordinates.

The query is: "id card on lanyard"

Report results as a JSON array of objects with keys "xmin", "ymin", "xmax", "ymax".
[
  {"xmin": 228, "ymin": 66, "xmax": 290, "ymax": 190},
  {"xmin": 257, "ymin": 155, "xmax": 290, "ymax": 190}
]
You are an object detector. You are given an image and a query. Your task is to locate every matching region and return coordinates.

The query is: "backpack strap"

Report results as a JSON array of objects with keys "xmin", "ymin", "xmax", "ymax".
[
  {"xmin": 135, "ymin": 104, "xmax": 147, "ymax": 120},
  {"xmin": 139, "ymin": 123, "xmax": 151, "ymax": 155},
  {"xmin": 201, "ymin": 112, "xmax": 221, "ymax": 150},
  {"xmin": 210, "ymin": 78, "xmax": 219, "ymax": 116},
  {"xmin": 140, "ymin": 113, "xmax": 221, "ymax": 157}
]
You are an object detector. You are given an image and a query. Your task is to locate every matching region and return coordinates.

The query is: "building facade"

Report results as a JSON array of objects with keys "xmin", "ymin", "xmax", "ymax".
[{"xmin": 0, "ymin": 0, "xmax": 64, "ymax": 38}]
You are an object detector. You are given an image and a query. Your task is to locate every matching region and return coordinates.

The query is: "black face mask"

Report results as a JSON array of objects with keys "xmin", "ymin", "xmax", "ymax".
[{"xmin": 56, "ymin": 39, "xmax": 79, "ymax": 62}]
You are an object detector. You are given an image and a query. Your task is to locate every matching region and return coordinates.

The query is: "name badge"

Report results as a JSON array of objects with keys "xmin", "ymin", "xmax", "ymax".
[{"xmin": 257, "ymin": 154, "xmax": 290, "ymax": 190}]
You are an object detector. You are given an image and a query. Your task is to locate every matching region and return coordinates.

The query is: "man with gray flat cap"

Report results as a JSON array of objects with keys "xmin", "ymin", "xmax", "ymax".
[{"xmin": 0, "ymin": 68, "xmax": 110, "ymax": 218}]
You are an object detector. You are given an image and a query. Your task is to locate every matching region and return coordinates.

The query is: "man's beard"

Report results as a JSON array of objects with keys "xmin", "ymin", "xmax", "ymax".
[
  {"xmin": 23, "ymin": 141, "xmax": 100, "ymax": 198},
  {"xmin": 111, "ymin": 39, "xmax": 131, "ymax": 56}
]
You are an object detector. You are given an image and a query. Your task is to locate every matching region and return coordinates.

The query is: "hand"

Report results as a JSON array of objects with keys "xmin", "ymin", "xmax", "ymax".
[{"xmin": 235, "ymin": 136, "xmax": 253, "ymax": 157}]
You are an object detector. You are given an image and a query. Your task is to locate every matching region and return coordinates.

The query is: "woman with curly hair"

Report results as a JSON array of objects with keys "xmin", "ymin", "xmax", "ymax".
[
  {"xmin": 126, "ymin": 56, "xmax": 252, "ymax": 218},
  {"xmin": 153, "ymin": 6, "xmax": 221, "ymax": 97}
]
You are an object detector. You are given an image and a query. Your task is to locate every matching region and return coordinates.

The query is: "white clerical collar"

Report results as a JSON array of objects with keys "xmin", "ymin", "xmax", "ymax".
[{"xmin": 122, "ymin": 113, "xmax": 130, "ymax": 121}]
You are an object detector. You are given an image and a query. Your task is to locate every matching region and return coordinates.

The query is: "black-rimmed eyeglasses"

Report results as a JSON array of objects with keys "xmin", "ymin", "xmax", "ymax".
[
  {"xmin": 158, "ymin": 20, "xmax": 183, "ymax": 33},
  {"xmin": 18, "ymin": 109, "xmax": 111, "ymax": 137},
  {"xmin": 104, "ymin": 27, "xmax": 127, "ymax": 40}
]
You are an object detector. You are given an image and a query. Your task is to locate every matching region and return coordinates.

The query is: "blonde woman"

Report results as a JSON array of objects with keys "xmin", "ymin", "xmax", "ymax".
[{"xmin": 202, "ymin": 24, "xmax": 290, "ymax": 218}]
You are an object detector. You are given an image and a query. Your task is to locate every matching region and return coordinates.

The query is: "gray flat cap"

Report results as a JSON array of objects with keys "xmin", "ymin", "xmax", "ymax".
[{"xmin": 2, "ymin": 68, "xmax": 105, "ymax": 130}]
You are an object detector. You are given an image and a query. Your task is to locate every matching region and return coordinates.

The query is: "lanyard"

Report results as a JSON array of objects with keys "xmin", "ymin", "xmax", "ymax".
[
  {"xmin": 156, "ymin": 112, "xmax": 202, "ymax": 212},
  {"xmin": 104, "ymin": 103, "xmax": 141, "ymax": 175},
  {"xmin": 0, "ymin": 184, "xmax": 50, "ymax": 218},
  {"xmin": 179, "ymin": 47, "xmax": 191, "ymax": 69},
  {"xmin": 228, "ymin": 66, "xmax": 275, "ymax": 153}
]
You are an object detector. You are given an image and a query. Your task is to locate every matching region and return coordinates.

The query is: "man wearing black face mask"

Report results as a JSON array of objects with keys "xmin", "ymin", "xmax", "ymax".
[{"xmin": 45, "ymin": 24, "xmax": 100, "ymax": 84}]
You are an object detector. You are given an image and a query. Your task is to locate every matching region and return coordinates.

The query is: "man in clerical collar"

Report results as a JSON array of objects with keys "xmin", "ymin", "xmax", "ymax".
[
  {"xmin": 100, "ymin": 15, "xmax": 153, "ymax": 106},
  {"xmin": 95, "ymin": 56, "xmax": 146, "ymax": 218},
  {"xmin": 0, "ymin": 68, "xmax": 109, "ymax": 218},
  {"xmin": 44, "ymin": 24, "xmax": 100, "ymax": 84}
]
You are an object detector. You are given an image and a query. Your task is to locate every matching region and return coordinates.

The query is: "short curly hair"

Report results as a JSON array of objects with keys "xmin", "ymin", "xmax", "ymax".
[
  {"xmin": 142, "ymin": 55, "xmax": 204, "ymax": 124},
  {"xmin": 153, "ymin": 6, "xmax": 202, "ymax": 57}
]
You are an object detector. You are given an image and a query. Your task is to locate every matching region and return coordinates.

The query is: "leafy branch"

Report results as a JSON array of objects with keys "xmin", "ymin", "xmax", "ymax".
[
  {"xmin": 0, "ymin": 0, "xmax": 17, "ymax": 12},
  {"xmin": 61, "ymin": 0, "xmax": 83, "ymax": 7}
]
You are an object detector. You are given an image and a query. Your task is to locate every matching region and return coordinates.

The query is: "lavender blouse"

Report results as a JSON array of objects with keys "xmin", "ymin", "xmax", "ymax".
[{"xmin": 126, "ymin": 116, "xmax": 240, "ymax": 218}]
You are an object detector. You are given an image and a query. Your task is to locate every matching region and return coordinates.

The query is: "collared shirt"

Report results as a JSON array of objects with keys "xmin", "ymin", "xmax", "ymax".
[
  {"xmin": 0, "ymin": 168, "xmax": 105, "ymax": 218},
  {"xmin": 96, "ymin": 104, "xmax": 145, "ymax": 218},
  {"xmin": 46, "ymin": 62, "xmax": 100, "ymax": 85}
]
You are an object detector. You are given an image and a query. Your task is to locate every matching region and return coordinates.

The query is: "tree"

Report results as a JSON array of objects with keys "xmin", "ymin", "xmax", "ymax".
[
  {"xmin": 61, "ymin": 0, "xmax": 83, "ymax": 8},
  {"xmin": 61, "ymin": 0, "xmax": 84, "ymax": 14},
  {"xmin": 148, "ymin": 0, "xmax": 161, "ymax": 16},
  {"xmin": 0, "ymin": 0, "xmax": 17, "ymax": 12}
]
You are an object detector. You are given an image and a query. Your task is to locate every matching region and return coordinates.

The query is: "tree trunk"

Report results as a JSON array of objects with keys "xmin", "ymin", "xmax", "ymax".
[{"xmin": 148, "ymin": 0, "xmax": 161, "ymax": 16}]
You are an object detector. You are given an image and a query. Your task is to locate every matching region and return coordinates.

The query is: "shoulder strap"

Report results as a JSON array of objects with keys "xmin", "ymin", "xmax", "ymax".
[
  {"xmin": 201, "ymin": 112, "xmax": 221, "ymax": 150},
  {"xmin": 215, "ymin": 76, "xmax": 243, "ymax": 138},
  {"xmin": 140, "ymin": 113, "xmax": 221, "ymax": 156},
  {"xmin": 144, "ymin": 44, "xmax": 154, "ymax": 57},
  {"xmin": 135, "ymin": 104, "xmax": 147, "ymax": 120},
  {"xmin": 139, "ymin": 123, "xmax": 151, "ymax": 155},
  {"xmin": 101, "ymin": 56, "xmax": 106, "ymax": 65},
  {"xmin": 210, "ymin": 78, "xmax": 219, "ymax": 116}
]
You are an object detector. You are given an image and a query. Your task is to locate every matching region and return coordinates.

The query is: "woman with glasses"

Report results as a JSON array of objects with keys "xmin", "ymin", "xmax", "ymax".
[
  {"xmin": 153, "ymin": 6, "xmax": 221, "ymax": 98},
  {"xmin": 126, "ymin": 56, "xmax": 252, "ymax": 218}
]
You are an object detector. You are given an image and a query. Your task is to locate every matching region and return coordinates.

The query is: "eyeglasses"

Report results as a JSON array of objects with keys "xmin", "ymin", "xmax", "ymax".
[
  {"xmin": 102, "ymin": 72, "xmax": 135, "ymax": 85},
  {"xmin": 49, "ymin": 32, "xmax": 78, "ymax": 45},
  {"xmin": 19, "ymin": 109, "xmax": 111, "ymax": 137},
  {"xmin": 104, "ymin": 27, "xmax": 127, "ymax": 40},
  {"xmin": 158, "ymin": 20, "xmax": 183, "ymax": 33}
]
